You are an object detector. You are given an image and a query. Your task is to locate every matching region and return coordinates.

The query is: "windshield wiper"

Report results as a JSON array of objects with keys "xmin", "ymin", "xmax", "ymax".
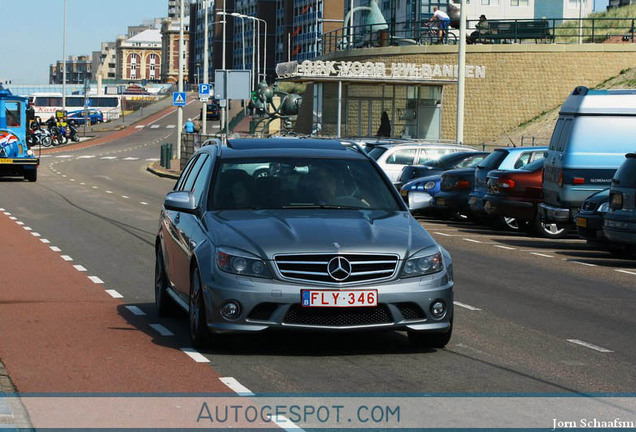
[{"xmin": 282, "ymin": 204, "xmax": 362, "ymax": 210}]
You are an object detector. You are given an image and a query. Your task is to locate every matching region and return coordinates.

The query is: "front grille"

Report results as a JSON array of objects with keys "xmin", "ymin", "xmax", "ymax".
[
  {"xmin": 581, "ymin": 201, "xmax": 599, "ymax": 212},
  {"xmin": 247, "ymin": 303, "xmax": 280, "ymax": 321},
  {"xmin": 274, "ymin": 254, "xmax": 398, "ymax": 285},
  {"xmin": 396, "ymin": 302, "xmax": 426, "ymax": 320},
  {"xmin": 284, "ymin": 304, "xmax": 392, "ymax": 326}
]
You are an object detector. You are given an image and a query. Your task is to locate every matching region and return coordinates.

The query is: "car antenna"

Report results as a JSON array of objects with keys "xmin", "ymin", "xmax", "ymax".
[{"xmin": 503, "ymin": 130, "xmax": 517, "ymax": 148}]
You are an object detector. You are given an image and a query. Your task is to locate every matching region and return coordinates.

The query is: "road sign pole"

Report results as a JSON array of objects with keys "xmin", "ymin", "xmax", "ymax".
[
  {"xmin": 202, "ymin": 0, "xmax": 209, "ymax": 135},
  {"xmin": 177, "ymin": 0, "xmax": 185, "ymax": 164}
]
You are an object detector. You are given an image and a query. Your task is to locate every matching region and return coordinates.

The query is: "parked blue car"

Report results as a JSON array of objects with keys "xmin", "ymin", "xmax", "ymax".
[{"xmin": 67, "ymin": 109, "xmax": 104, "ymax": 125}]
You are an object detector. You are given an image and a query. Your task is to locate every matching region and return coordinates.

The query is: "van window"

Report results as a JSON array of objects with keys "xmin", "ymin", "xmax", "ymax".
[
  {"xmin": 556, "ymin": 119, "xmax": 573, "ymax": 152},
  {"xmin": 613, "ymin": 157, "xmax": 636, "ymax": 188},
  {"xmin": 548, "ymin": 119, "xmax": 564, "ymax": 151},
  {"xmin": 568, "ymin": 116, "xmax": 636, "ymax": 154}
]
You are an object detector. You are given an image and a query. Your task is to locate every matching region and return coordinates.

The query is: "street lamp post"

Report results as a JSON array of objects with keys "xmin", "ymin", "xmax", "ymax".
[
  {"xmin": 176, "ymin": 0, "xmax": 185, "ymax": 162},
  {"xmin": 231, "ymin": 13, "xmax": 247, "ymax": 71},
  {"xmin": 62, "ymin": 0, "xmax": 67, "ymax": 111},
  {"xmin": 202, "ymin": 0, "xmax": 210, "ymax": 134}
]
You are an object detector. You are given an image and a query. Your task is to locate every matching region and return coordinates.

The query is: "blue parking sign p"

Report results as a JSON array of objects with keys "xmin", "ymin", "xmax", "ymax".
[
  {"xmin": 173, "ymin": 92, "xmax": 187, "ymax": 106},
  {"xmin": 199, "ymin": 84, "xmax": 210, "ymax": 96}
]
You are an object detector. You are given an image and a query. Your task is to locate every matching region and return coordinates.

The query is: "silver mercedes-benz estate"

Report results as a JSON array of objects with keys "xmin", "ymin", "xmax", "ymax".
[{"xmin": 155, "ymin": 138, "xmax": 454, "ymax": 349}]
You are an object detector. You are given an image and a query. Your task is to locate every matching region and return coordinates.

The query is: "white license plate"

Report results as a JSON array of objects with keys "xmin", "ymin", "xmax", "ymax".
[{"xmin": 301, "ymin": 290, "xmax": 378, "ymax": 307}]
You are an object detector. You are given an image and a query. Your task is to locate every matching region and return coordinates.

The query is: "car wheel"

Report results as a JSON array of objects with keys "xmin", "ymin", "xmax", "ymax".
[
  {"xmin": 530, "ymin": 216, "xmax": 568, "ymax": 239},
  {"xmin": 408, "ymin": 318, "xmax": 453, "ymax": 349},
  {"xmin": 155, "ymin": 246, "xmax": 177, "ymax": 316},
  {"xmin": 189, "ymin": 266, "xmax": 213, "ymax": 349},
  {"xmin": 502, "ymin": 216, "xmax": 523, "ymax": 231}
]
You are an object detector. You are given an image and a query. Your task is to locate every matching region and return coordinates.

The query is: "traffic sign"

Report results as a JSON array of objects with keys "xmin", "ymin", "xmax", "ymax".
[
  {"xmin": 199, "ymin": 83, "xmax": 210, "ymax": 96},
  {"xmin": 173, "ymin": 92, "xmax": 187, "ymax": 106}
]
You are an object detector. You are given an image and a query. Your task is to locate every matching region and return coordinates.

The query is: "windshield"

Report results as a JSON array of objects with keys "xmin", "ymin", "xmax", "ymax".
[
  {"xmin": 521, "ymin": 158, "xmax": 545, "ymax": 172},
  {"xmin": 210, "ymin": 158, "xmax": 402, "ymax": 211},
  {"xmin": 367, "ymin": 147, "xmax": 388, "ymax": 160},
  {"xmin": 477, "ymin": 150, "xmax": 507, "ymax": 170}
]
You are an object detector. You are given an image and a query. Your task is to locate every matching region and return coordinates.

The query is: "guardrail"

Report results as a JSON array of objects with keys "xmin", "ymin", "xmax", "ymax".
[{"xmin": 322, "ymin": 17, "xmax": 636, "ymax": 54}]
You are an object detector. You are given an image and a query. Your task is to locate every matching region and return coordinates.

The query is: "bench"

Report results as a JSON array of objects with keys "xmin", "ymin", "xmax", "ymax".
[{"xmin": 477, "ymin": 20, "xmax": 554, "ymax": 44}]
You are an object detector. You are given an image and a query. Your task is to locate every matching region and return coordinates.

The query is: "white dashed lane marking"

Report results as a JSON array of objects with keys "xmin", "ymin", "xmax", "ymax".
[
  {"xmin": 616, "ymin": 269, "xmax": 636, "ymax": 276},
  {"xmin": 149, "ymin": 324, "xmax": 174, "ymax": 337},
  {"xmin": 530, "ymin": 252, "xmax": 554, "ymax": 258},
  {"xmin": 567, "ymin": 339, "xmax": 613, "ymax": 353},
  {"xmin": 166, "ymin": 125, "xmax": 175, "ymax": 129},
  {"xmin": 125, "ymin": 306, "xmax": 146, "ymax": 316},
  {"xmin": 123, "ymin": 157, "xmax": 139, "ymax": 161},
  {"xmin": 60, "ymin": 255, "xmax": 73, "ymax": 262},
  {"xmin": 219, "ymin": 377, "xmax": 255, "ymax": 396},
  {"xmin": 73, "ymin": 265, "xmax": 87, "ymax": 272},
  {"xmin": 105, "ymin": 290, "xmax": 123, "ymax": 299},
  {"xmin": 495, "ymin": 245, "xmax": 516, "ymax": 250},
  {"xmin": 454, "ymin": 301, "xmax": 482, "ymax": 311},
  {"xmin": 101, "ymin": 156, "xmax": 117, "ymax": 160},
  {"xmin": 50, "ymin": 246, "xmax": 61, "ymax": 252},
  {"xmin": 434, "ymin": 232, "xmax": 454, "ymax": 237},
  {"xmin": 180, "ymin": 348, "xmax": 210, "ymax": 363},
  {"xmin": 88, "ymin": 276, "xmax": 104, "ymax": 284}
]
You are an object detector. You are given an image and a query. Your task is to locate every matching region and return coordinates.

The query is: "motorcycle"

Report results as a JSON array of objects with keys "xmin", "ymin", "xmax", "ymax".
[
  {"xmin": 27, "ymin": 122, "xmax": 52, "ymax": 147},
  {"xmin": 67, "ymin": 120, "xmax": 80, "ymax": 142}
]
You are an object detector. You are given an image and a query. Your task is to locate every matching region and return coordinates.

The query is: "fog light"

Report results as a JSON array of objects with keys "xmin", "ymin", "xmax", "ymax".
[
  {"xmin": 221, "ymin": 301, "xmax": 241, "ymax": 320},
  {"xmin": 430, "ymin": 301, "xmax": 446, "ymax": 319}
]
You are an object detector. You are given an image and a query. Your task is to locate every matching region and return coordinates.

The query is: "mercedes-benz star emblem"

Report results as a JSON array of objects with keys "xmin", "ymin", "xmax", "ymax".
[{"xmin": 327, "ymin": 256, "xmax": 352, "ymax": 281}]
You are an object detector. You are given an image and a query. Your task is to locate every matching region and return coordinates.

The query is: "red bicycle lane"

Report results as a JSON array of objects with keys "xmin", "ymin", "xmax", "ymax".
[{"xmin": 0, "ymin": 211, "xmax": 227, "ymax": 393}]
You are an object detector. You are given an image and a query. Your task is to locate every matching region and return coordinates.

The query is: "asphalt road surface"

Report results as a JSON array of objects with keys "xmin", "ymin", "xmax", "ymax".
[{"xmin": 1, "ymin": 107, "xmax": 635, "ymax": 402}]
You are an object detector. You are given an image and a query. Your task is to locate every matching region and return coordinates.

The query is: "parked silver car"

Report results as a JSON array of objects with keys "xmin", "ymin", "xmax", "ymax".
[{"xmin": 155, "ymin": 138, "xmax": 454, "ymax": 349}]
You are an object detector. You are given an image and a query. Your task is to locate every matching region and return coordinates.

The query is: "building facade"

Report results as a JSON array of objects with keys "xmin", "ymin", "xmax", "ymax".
[
  {"xmin": 116, "ymin": 29, "xmax": 163, "ymax": 82},
  {"xmin": 49, "ymin": 56, "xmax": 93, "ymax": 85},
  {"xmin": 233, "ymin": 0, "xmax": 276, "ymax": 81},
  {"xmin": 275, "ymin": 0, "xmax": 344, "ymax": 65},
  {"xmin": 92, "ymin": 42, "xmax": 117, "ymax": 81},
  {"xmin": 161, "ymin": 19, "xmax": 191, "ymax": 83}
]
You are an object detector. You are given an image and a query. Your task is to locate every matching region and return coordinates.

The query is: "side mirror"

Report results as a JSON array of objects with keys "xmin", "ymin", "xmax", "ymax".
[{"xmin": 164, "ymin": 191, "xmax": 197, "ymax": 213}]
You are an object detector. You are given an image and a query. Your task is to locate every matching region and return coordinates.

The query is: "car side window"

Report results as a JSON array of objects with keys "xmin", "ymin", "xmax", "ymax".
[
  {"xmin": 514, "ymin": 152, "xmax": 532, "ymax": 169},
  {"xmin": 530, "ymin": 151, "xmax": 546, "ymax": 162},
  {"xmin": 416, "ymin": 150, "xmax": 430, "ymax": 165},
  {"xmin": 455, "ymin": 155, "xmax": 485, "ymax": 168},
  {"xmin": 191, "ymin": 155, "xmax": 212, "ymax": 207},
  {"xmin": 182, "ymin": 155, "xmax": 208, "ymax": 192},
  {"xmin": 557, "ymin": 118, "xmax": 573, "ymax": 152},
  {"xmin": 386, "ymin": 149, "xmax": 417, "ymax": 165},
  {"xmin": 175, "ymin": 155, "xmax": 200, "ymax": 191}
]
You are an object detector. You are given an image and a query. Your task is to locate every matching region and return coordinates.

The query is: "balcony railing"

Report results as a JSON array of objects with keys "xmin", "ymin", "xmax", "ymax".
[{"xmin": 321, "ymin": 17, "xmax": 636, "ymax": 54}]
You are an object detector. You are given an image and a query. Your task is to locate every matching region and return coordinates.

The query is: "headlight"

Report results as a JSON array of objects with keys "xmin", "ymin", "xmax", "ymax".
[
  {"xmin": 27, "ymin": 149, "xmax": 34, "ymax": 156},
  {"xmin": 216, "ymin": 247, "xmax": 271, "ymax": 278},
  {"xmin": 400, "ymin": 250, "xmax": 444, "ymax": 278},
  {"xmin": 598, "ymin": 202, "xmax": 610, "ymax": 213},
  {"xmin": 424, "ymin": 181, "xmax": 436, "ymax": 190}
]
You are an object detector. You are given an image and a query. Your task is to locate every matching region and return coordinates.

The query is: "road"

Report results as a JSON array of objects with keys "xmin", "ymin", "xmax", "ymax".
[{"xmin": 1, "ymin": 107, "xmax": 635, "ymax": 405}]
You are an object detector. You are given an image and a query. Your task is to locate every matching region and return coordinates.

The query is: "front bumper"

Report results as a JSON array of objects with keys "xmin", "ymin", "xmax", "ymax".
[
  {"xmin": 575, "ymin": 212, "xmax": 604, "ymax": 241},
  {"xmin": 483, "ymin": 194, "xmax": 535, "ymax": 220},
  {"xmin": 433, "ymin": 191, "xmax": 470, "ymax": 213},
  {"xmin": 539, "ymin": 203, "xmax": 571, "ymax": 223},
  {"xmin": 202, "ymin": 268, "xmax": 454, "ymax": 334},
  {"xmin": 407, "ymin": 191, "xmax": 434, "ymax": 211}
]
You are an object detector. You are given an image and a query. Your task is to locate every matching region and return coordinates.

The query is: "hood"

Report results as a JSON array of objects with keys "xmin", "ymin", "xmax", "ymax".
[
  {"xmin": 205, "ymin": 209, "xmax": 437, "ymax": 260},
  {"xmin": 404, "ymin": 174, "xmax": 441, "ymax": 189}
]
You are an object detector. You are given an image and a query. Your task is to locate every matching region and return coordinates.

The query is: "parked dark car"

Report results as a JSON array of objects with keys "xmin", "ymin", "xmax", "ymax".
[
  {"xmin": 469, "ymin": 147, "xmax": 547, "ymax": 218},
  {"xmin": 483, "ymin": 159, "xmax": 567, "ymax": 238},
  {"xmin": 603, "ymin": 153, "xmax": 636, "ymax": 257},
  {"xmin": 206, "ymin": 103, "xmax": 220, "ymax": 121},
  {"xmin": 395, "ymin": 151, "xmax": 489, "ymax": 190},
  {"xmin": 431, "ymin": 168, "xmax": 477, "ymax": 218},
  {"xmin": 575, "ymin": 189, "xmax": 614, "ymax": 248}
]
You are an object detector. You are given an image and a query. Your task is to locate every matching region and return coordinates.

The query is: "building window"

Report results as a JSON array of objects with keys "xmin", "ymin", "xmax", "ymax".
[
  {"xmin": 510, "ymin": 0, "xmax": 529, "ymax": 5},
  {"xmin": 482, "ymin": 0, "xmax": 499, "ymax": 4}
]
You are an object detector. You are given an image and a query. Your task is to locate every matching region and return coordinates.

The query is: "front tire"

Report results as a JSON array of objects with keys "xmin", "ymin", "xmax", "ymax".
[
  {"xmin": 24, "ymin": 169, "xmax": 37, "ymax": 182},
  {"xmin": 155, "ymin": 247, "xmax": 177, "ymax": 316},
  {"xmin": 408, "ymin": 319, "xmax": 453, "ymax": 348},
  {"xmin": 189, "ymin": 267, "xmax": 213, "ymax": 349},
  {"xmin": 530, "ymin": 216, "xmax": 568, "ymax": 239}
]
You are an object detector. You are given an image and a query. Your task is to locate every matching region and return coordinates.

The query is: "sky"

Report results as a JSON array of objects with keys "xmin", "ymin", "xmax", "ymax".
[{"xmin": 0, "ymin": 0, "xmax": 166, "ymax": 84}]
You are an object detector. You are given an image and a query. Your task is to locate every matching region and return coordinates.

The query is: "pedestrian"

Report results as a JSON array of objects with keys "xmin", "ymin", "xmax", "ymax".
[
  {"xmin": 193, "ymin": 116, "xmax": 202, "ymax": 133},
  {"xmin": 184, "ymin": 118, "xmax": 195, "ymax": 134},
  {"xmin": 429, "ymin": 6, "xmax": 451, "ymax": 44},
  {"xmin": 377, "ymin": 111, "xmax": 391, "ymax": 138}
]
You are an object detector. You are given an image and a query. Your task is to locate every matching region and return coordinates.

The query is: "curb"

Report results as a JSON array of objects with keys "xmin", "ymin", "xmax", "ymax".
[{"xmin": 146, "ymin": 162, "xmax": 180, "ymax": 180}]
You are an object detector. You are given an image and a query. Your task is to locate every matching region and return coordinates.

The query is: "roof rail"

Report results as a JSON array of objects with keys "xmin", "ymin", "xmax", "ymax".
[
  {"xmin": 202, "ymin": 137, "xmax": 223, "ymax": 156},
  {"xmin": 338, "ymin": 139, "xmax": 367, "ymax": 155}
]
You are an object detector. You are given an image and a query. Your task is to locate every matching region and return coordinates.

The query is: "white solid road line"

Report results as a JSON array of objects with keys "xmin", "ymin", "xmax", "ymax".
[
  {"xmin": 180, "ymin": 348, "xmax": 210, "ymax": 363},
  {"xmin": 105, "ymin": 289, "xmax": 123, "ymax": 299},
  {"xmin": 454, "ymin": 301, "xmax": 482, "ymax": 311},
  {"xmin": 149, "ymin": 324, "xmax": 174, "ymax": 337},
  {"xmin": 73, "ymin": 265, "xmax": 87, "ymax": 272},
  {"xmin": 60, "ymin": 255, "xmax": 73, "ymax": 261},
  {"xmin": 615, "ymin": 269, "xmax": 636, "ymax": 276},
  {"xmin": 531, "ymin": 252, "xmax": 554, "ymax": 258},
  {"xmin": 219, "ymin": 377, "xmax": 255, "ymax": 396},
  {"xmin": 567, "ymin": 339, "xmax": 613, "ymax": 353},
  {"xmin": 495, "ymin": 245, "xmax": 516, "ymax": 250},
  {"xmin": 572, "ymin": 261, "xmax": 597, "ymax": 267},
  {"xmin": 434, "ymin": 232, "xmax": 454, "ymax": 237},
  {"xmin": 125, "ymin": 305, "xmax": 146, "ymax": 316},
  {"xmin": 88, "ymin": 276, "xmax": 104, "ymax": 284}
]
